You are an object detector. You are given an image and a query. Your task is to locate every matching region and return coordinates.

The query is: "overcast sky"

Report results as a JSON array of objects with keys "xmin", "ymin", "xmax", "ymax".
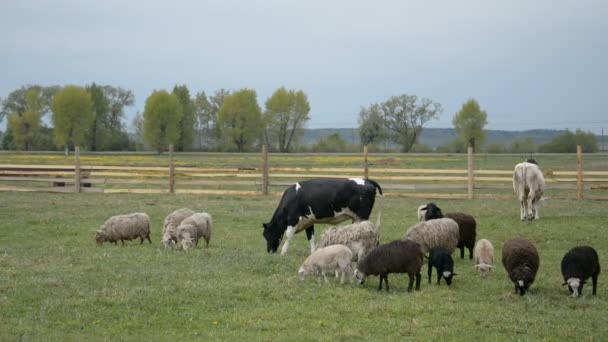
[{"xmin": 1, "ymin": 0, "xmax": 607, "ymax": 132}]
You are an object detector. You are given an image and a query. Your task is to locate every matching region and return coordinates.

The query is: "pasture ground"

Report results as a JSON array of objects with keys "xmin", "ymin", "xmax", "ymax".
[{"xmin": 0, "ymin": 191, "xmax": 607, "ymax": 341}]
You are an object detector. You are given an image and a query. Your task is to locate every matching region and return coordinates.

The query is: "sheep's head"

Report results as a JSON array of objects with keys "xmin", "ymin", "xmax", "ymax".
[
  {"xmin": 180, "ymin": 234, "xmax": 194, "ymax": 250},
  {"xmin": 442, "ymin": 271, "xmax": 457, "ymax": 286},
  {"xmin": 162, "ymin": 239, "xmax": 175, "ymax": 248},
  {"xmin": 475, "ymin": 263, "xmax": 494, "ymax": 276},
  {"xmin": 298, "ymin": 266, "xmax": 306, "ymax": 281},
  {"xmin": 95, "ymin": 230, "xmax": 105, "ymax": 246},
  {"xmin": 354, "ymin": 269, "xmax": 366, "ymax": 285},
  {"xmin": 516, "ymin": 279, "xmax": 530, "ymax": 296},
  {"xmin": 424, "ymin": 203, "xmax": 443, "ymax": 220},
  {"xmin": 563, "ymin": 277, "xmax": 585, "ymax": 297}
]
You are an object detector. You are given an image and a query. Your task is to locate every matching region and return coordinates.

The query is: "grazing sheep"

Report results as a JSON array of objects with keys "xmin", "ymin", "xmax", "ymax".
[
  {"xmin": 419, "ymin": 202, "xmax": 477, "ymax": 259},
  {"xmin": 513, "ymin": 161, "xmax": 546, "ymax": 220},
  {"xmin": 298, "ymin": 244, "xmax": 353, "ymax": 284},
  {"xmin": 428, "ymin": 247, "xmax": 456, "ymax": 286},
  {"xmin": 402, "ymin": 218, "xmax": 460, "ymax": 255},
  {"xmin": 317, "ymin": 220, "xmax": 379, "ymax": 262},
  {"xmin": 354, "ymin": 239, "xmax": 424, "ymax": 292},
  {"xmin": 561, "ymin": 246, "xmax": 601, "ymax": 297},
  {"xmin": 161, "ymin": 208, "xmax": 195, "ymax": 248},
  {"xmin": 95, "ymin": 213, "xmax": 151, "ymax": 246},
  {"xmin": 502, "ymin": 237, "xmax": 540, "ymax": 296},
  {"xmin": 473, "ymin": 239, "xmax": 495, "ymax": 277},
  {"xmin": 177, "ymin": 213, "xmax": 213, "ymax": 250}
]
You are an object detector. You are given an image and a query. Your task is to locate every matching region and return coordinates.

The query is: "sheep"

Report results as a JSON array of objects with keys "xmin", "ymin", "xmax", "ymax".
[
  {"xmin": 95, "ymin": 213, "xmax": 151, "ymax": 246},
  {"xmin": 513, "ymin": 161, "xmax": 546, "ymax": 220},
  {"xmin": 502, "ymin": 237, "xmax": 539, "ymax": 296},
  {"xmin": 161, "ymin": 208, "xmax": 195, "ymax": 248},
  {"xmin": 428, "ymin": 247, "xmax": 456, "ymax": 286},
  {"xmin": 418, "ymin": 202, "xmax": 477, "ymax": 259},
  {"xmin": 298, "ymin": 244, "xmax": 353, "ymax": 284},
  {"xmin": 317, "ymin": 221, "xmax": 379, "ymax": 263},
  {"xmin": 177, "ymin": 212, "xmax": 213, "ymax": 251},
  {"xmin": 402, "ymin": 218, "xmax": 460, "ymax": 255},
  {"xmin": 473, "ymin": 239, "xmax": 495, "ymax": 277},
  {"xmin": 561, "ymin": 246, "xmax": 601, "ymax": 297},
  {"xmin": 354, "ymin": 239, "xmax": 424, "ymax": 292}
]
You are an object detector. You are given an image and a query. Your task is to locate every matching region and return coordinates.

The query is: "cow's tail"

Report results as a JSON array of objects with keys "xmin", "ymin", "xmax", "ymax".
[{"xmin": 366, "ymin": 178, "xmax": 383, "ymax": 236}]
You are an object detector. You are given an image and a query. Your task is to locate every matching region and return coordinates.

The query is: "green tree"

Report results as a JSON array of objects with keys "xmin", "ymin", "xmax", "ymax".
[
  {"xmin": 102, "ymin": 86, "xmax": 135, "ymax": 132},
  {"xmin": 358, "ymin": 103, "xmax": 386, "ymax": 146},
  {"xmin": 218, "ymin": 89, "xmax": 263, "ymax": 152},
  {"xmin": 382, "ymin": 94, "xmax": 442, "ymax": 152},
  {"xmin": 1, "ymin": 85, "xmax": 60, "ymax": 124},
  {"xmin": 131, "ymin": 111, "xmax": 145, "ymax": 151},
  {"xmin": 172, "ymin": 85, "xmax": 195, "ymax": 151},
  {"xmin": 312, "ymin": 133, "xmax": 349, "ymax": 152},
  {"xmin": 51, "ymin": 86, "xmax": 95, "ymax": 151},
  {"xmin": 264, "ymin": 87, "xmax": 311, "ymax": 152},
  {"xmin": 7, "ymin": 88, "xmax": 45, "ymax": 150},
  {"xmin": 143, "ymin": 90, "xmax": 183, "ymax": 153},
  {"xmin": 510, "ymin": 138, "xmax": 537, "ymax": 153},
  {"xmin": 539, "ymin": 130, "xmax": 598, "ymax": 153},
  {"xmin": 86, "ymin": 83, "xmax": 110, "ymax": 151},
  {"xmin": 452, "ymin": 99, "xmax": 488, "ymax": 151}
]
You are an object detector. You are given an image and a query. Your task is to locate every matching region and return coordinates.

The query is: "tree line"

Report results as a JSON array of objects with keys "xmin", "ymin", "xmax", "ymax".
[{"xmin": 0, "ymin": 85, "xmax": 600, "ymax": 153}]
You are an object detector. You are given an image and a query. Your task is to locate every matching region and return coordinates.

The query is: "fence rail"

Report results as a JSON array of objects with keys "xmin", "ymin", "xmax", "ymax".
[{"xmin": 1, "ymin": 145, "xmax": 607, "ymax": 200}]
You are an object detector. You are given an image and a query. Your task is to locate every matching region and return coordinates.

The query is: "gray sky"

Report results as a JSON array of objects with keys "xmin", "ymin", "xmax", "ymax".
[{"xmin": 1, "ymin": 0, "xmax": 607, "ymax": 132}]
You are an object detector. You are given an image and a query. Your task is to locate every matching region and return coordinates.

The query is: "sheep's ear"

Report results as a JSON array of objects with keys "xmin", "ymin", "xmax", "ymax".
[
  {"xmin": 262, "ymin": 223, "xmax": 268, "ymax": 229},
  {"xmin": 561, "ymin": 282, "xmax": 568, "ymax": 286},
  {"xmin": 581, "ymin": 280, "xmax": 587, "ymax": 285},
  {"xmin": 487, "ymin": 265, "xmax": 494, "ymax": 269},
  {"xmin": 421, "ymin": 206, "xmax": 428, "ymax": 211},
  {"xmin": 452, "ymin": 273, "xmax": 458, "ymax": 276}
]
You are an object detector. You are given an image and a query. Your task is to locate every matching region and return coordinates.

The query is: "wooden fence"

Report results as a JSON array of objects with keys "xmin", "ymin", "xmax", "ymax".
[{"xmin": 1, "ymin": 145, "xmax": 607, "ymax": 200}]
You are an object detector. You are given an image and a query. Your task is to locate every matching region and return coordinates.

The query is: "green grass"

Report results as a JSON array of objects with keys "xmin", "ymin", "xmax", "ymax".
[{"xmin": 1, "ymin": 192, "xmax": 607, "ymax": 341}]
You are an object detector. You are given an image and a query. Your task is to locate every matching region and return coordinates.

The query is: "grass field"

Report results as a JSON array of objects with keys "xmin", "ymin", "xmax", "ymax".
[{"xmin": 1, "ymin": 191, "xmax": 607, "ymax": 341}]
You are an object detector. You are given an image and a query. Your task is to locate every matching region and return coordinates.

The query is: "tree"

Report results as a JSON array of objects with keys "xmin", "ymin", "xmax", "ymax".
[
  {"xmin": 510, "ymin": 138, "xmax": 537, "ymax": 153},
  {"xmin": 1, "ymin": 85, "xmax": 60, "ymax": 124},
  {"xmin": 86, "ymin": 83, "xmax": 110, "ymax": 151},
  {"xmin": 102, "ymin": 86, "xmax": 134, "ymax": 132},
  {"xmin": 312, "ymin": 133, "xmax": 349, "ymax": 152},
  {"xmin": 7, "ymin": 88, "xmax": 45, "ymax": 150},
  {"xmin": 51, "ymin": 86, "xmax": 95, "ymax": 151},
  {"xmin": 358, "ymin": 103, "xmax": 386, "ymax": 146},
  {"xmin": 131, "ymin": 111, "xmax": 145, "ymax": 151},
  {"xmin": 264, "ymin": 87, "xmax": 311, "ymax": 152},
  {"xmin": 452, "ymin": 99, "xmax": 488, "ymax": 151},
  {"xmin": 539, "ymin": 130, "xmax": 598, "ymax": 153},
  {"xmin": 193, "ymin": 91, "xmax": 213, "ymax": 150},
  {"xmin": 382, "ymin": 94, "xmax": 442, "ymax": 152},
  {"xmin": 143, "ymin": 90, "xmax": 183, "ymax": 153},
  {"xmin": 217, "ymin": 89, "xmax": 263, "ymax": 152},
  {"xmin": 172, "ymin": 85, "xmax": 195, "ymax": 151}
]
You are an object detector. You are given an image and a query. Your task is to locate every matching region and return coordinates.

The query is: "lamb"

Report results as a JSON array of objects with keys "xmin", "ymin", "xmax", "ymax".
[
  {"xmin": 513, "ymin": 160, "xmax": 546, "ymax": 220},
  {"xmin": 298, "ymin": 244, "xmax": 353, "ymax": 284},
  {"xmin": 402, "ymin": 218, "xmax": 460, "ymax": 255},
  {"xmin": 473, "ymin": 239, "xmax": 495, "ymax": 277},
  {"xmin": 561, "ymin": 246, "xmax": 601, "ymax": 297},
  {"xmin": 354, "ymin": 239, "xmax": 424, "ymax": 292},
  {"xmin": 177, "ymin": 212, "xmax": 213, "ymax": 250},
  {"xmin": 317, "ymin": 220, "xmax": 379, "ymax": 262},
  {"xmin": 95, "ymin": 213, "xmax": 151, "ymax": 246},
  {"xmin": 161, "ymin": 208, "xmax": 195, "ymax": 248},
  {"xmin": 418, "ymin": 202, "xmax": 477, "ymax": 259},
  {"xmin": 502, "ymin": 237, "xmax": 540, "ymax": 296},
  {"xmin": 428, "ymin": 247, "xmax": 456, "ymax": 286}
]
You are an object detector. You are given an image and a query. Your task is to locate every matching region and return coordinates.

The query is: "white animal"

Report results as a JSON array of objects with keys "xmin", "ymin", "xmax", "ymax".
[
  {"xmin": 402, "ymin": 218, "xmax": 460, "ymax": 255},
  {"xmin": 473, "ymin": 239, "xmax": 495, "ymax": 276},
  {"xmin": 513, "ymin": 161, "xmax": 546, "ymax": 220},
  {"xmin": 177, "ymin": 213, "xmax": 213, "ymax": 250},
  {"xmin": 298, "ymin": 244, "xmax": 353, "ymax": 284},
  {"xmin": 95, "ymin": 213, "xmax": 151, "ymax": 246},
  {"xmin": 161, "ymin": 208, "xmax": 195, "ymax": 248}
]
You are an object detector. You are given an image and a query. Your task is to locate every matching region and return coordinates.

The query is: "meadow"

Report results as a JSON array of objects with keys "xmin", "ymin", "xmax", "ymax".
[{"xmin": 1, "ymin": 191, "xmax": 607, "ymax": 341}]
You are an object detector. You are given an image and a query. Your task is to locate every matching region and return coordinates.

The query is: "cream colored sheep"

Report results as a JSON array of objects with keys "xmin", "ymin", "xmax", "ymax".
[
  {"xmin": 473, "ymin": 239, "xmax": 495, "ymax": 276},
  {"xmin": 162, "ymin": 208, "xmax": 195, "ymax": 248},
  {"xmin": 177, "ymin": 212, "xmax": 213, "ymax": 250},
  {"xmin": 95, "ymin": 213, "xmax": 151, "ymax": 246},
  {"xmin": 298, "ymin": 244, "xmax": 353, "ymax": 284}
]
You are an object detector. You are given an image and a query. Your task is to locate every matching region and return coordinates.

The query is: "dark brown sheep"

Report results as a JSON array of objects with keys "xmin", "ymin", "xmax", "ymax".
[{"xmin": 502, "ymin": 237, "xmax": 540, "ymax": 296}]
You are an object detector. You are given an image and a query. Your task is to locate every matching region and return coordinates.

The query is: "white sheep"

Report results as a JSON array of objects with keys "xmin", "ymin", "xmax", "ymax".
[
  {"xmin": 402, "ymin": 218, "xmax": 460, "ymax": 255},
  {"xmin": 95, "ymin": 213, "xmax": 151, "ymax": 246},
  {"xmin": 161, "ymin": 208, "xmax": 195, "ymax": 248},
  {"xmin": 177, "ymin": 212, "xmax": 213, "ymax": 251},
  {"xmin": 473, "ymin": 239, "xmax": 495, "ymax": 276},
  {"xmin": 317, "ymin": 220, "xmax": 379, "ymax": 262},
  {"xmin": 298, "ymin": 244, "xmax": 353, "ymax": 284}
]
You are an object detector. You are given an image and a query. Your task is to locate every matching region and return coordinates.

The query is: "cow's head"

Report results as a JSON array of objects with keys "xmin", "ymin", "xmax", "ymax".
[
  {"xmin": 424, "ymin": 202, "xmax": 443, "ymax": 220},
  {"xmin": 526, "ymin": 158, "xmax": 538, "ymax": 165},
  {"xmin": 262, "ymin": 223, "xmax": 281, "ymax": 253}
]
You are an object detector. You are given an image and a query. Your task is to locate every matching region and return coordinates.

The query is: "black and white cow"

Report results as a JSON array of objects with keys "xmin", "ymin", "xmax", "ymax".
[{"xmin": 262, "ymin": 178, "xmax": 383, "ymax": 255}]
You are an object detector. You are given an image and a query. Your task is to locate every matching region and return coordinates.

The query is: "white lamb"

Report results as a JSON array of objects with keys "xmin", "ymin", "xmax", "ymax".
[
  {"xmin": 473, "ymin": 239, "xmax": 495, "ymax": 276},
  {"xmin": 177, "ymin": 212, "xmax": 213, "ymax": 251},
  {"xmin": 298, "ymin": 244, "xmax": 353, "ymax": 284}
]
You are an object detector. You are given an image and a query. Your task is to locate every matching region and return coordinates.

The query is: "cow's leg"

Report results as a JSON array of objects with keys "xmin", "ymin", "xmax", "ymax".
[
  {"xmin": 526, "ymin": 189, "xmax": 536, "ymax": 220},
  {"xmin": 519, "ymin": 194, "xmax": 527, "ymax": 221},
  {"xmin": 532, "ymin": 196, "xmax": 541, "ymax": 220},
  {"xmin": 280, "ymin": 225, "xmax": 297, "ymax": 255},
  {"xmin": 305, "ymin": 226, "xmax": 315, "ymax": 254}
]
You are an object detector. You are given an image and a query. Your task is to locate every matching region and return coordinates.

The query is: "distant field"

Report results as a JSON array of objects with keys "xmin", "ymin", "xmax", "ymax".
[{"xmin": 0, "ymin": 192, "xmax": 607, "ymax": 340}]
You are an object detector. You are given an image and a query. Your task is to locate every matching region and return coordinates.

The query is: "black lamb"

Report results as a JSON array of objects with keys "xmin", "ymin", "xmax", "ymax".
[
  {"xmin": 354, "ymin": 239, "xmax": 424, "ymax": 292},
  {"xmin": 428, "ymin": 247, "xmax": 456, "ymax": 286},
  {"xmin": 422, "ymin": 202, "xmax": 477, "ymax": 259},
  {"xmin": 561, "ymin": 246, "xmax": 601, "ymax": 297},
  {"xmin": 502, "ymin": 237, "xmax": 540, "ymax": 296}
]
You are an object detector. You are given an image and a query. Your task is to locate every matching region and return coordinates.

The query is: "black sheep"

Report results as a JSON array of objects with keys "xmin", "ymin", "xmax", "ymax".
[
  {"xmin": 354, "ymin": 239, "xmax": 424, "ymax": 292},
  {"xmin": 561, "ymin": 246, "xmax": 601, "ymax": 297},
  {"xmin": 428, "ymin": 247, "xmax": 456, "ymax": 286},
  {"xmin": 422, "ymin": 202, "xmax": 477, "ymax": 259},
  {"xmin": 502, "ymin": 237, "xmax": 540, "ymax": 296}
]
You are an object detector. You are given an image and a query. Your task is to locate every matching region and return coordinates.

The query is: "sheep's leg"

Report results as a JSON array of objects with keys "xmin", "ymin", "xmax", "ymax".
[
  {"xmin": 305, "ymin": 226, "xmax": 315, "ymax": 254},
  {"xmin": 140, "ymin": 236, "xmax": 144, "ymax": 244},
  {"xmin": 322, "ymin": 271, "xmax": 329, "ymax": 283},
  {"xmin": 415, "ymin": 272, "xmax": 421, "ymax": 291},
  {"xmin": 460, "ymin": 245, "xmax": 465, "ymax": 259},
  {"xmin": 436, "ymin": 272, "xmax": 442, "ymax": 285},
  {"xmin": 592, "ymin": 275, "xmax": 598, "ymax": 295},
  {"xmin": 427, "ymin": 261, "xmax": 433, "ymax": 284},
  {"xmin": 468, "ymin": 246, "xmax": 474, "ymax": 260},
  {"xmin": 384, "ymin": 275, "xmax": 390, "ymax": 292},
  {"xmin": 339, "ymin": 270, "xmax": 345, "ymax": 284},
  {"xmin": 146, "ymin": 234, "xmax": 152, "ymax": 244},
  {"xmin": 280, "ymin": 225, "xmax": 297, "ymax": 255},
  {"xmin": 205, "ymin": 238, "xmax": 209, "ymax": 248},
  {"xmin": 120, "ymin": 239, "xmax": 125, "ymax": 246},
  {"xmin": 407, "ymin": 274, "xmax": 414, "ymax": 292},
  {"xmin": 378, "ymin": 275, "xmax": 385, "ymax": 291}
]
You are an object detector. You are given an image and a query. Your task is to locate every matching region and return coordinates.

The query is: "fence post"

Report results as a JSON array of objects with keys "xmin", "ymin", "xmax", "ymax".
[
  {"xmin": 577, "ymin": 145, "xmax": 583, "ymax": 200},
  {"xmin": 363, "ymin": 145, "xmax": 369, "ymax": 179},
  {"xmin": 467, "ymin": 146, "xmax": 473, "ymax": 199},
  {"xmin": 169, "ymin": 144, "xmax": 175, "ymax": 194},
  {"xmin": 262, "ymin": 144, "xmax": 269, "ymax": 195},
  {"xmin": 74, "ymin": 146, "xmax": 81, "ymax": 193}
]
